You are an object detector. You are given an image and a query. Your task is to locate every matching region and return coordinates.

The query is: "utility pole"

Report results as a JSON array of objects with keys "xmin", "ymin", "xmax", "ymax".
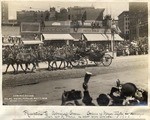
[
  {"xmin": 111, "ymin": 19, "xmax": 115, "ymax": 58},
  {"xmin": 136, "ymin": 19, "xmax": 140, "ymax": 41}
]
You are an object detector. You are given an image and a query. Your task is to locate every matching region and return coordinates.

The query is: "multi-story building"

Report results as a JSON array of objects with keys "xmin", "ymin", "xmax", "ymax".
[
  {"xmin": 17, "ymin": 11, "xmax": 37, "ymax": 24},
  {"xmin": 118, "ymin": 11, "xmax": 129, "ymax": 40},
  {"xmin": 1, "ymin": 1, "xmax": 9, "ymax": 24},
  {"xmin": 68, "ymin": 6, "xmax": 104, "ymax": 21},
  {"xmin": 129, "ymin": 2, "xmax": 148, "ymax": 41},
  {"xmin": 17, "ymin": 10, "xmax": 48, "ymax": 24}
]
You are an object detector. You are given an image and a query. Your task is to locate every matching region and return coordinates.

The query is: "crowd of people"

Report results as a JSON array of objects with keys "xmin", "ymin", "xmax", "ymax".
[
  {"xmin": 115, "ymin": 39, "xmax": 148, "ymax": 56},
  {"xmin": 3, "ymin": 39, "xmax": 148, "ymax": 65},
  {"xmin": 2, "ymin": 40, "xmax": 106, "ymax": 62},
  {"xmin": 61, "ymin": 72, "xmax": 148, "ymax": 106}
]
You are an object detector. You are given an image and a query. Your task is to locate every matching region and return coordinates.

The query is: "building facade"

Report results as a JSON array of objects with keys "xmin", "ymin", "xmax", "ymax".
[
  {"xmin": 68, "ymin": 6, "xmax": 104, "ymax": 21},
  {"xmin": 118, "ymin": 11, "xmax": 129, "ymax": 40},
  {"xmin": 129, "ymin": 2, "xmax": 148, "ymax": 41},
  {"xmin": 17, "ymin": 11, "xmax": 47, "ymax": 24},
  {"xmin": 1, "ymin": 1, "xmax": 9, "ymax": 24}
]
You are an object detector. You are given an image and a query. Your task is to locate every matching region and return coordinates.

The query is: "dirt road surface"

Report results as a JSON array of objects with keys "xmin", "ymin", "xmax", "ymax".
[{"xmin": 2, "ymin": 55, "xmax": 148, "ymax": 105}]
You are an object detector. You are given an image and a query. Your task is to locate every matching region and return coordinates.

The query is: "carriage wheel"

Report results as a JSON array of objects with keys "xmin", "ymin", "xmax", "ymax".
[
  {"xmin": 71, "ymin": 60, "xmax": 79, "ymax": 67},
  {"xmin": 78, "ymin": 57, "xmax": 88, "ymax": 67},
  {"xmin": 102, "ymin": 54, "xmax": 112, "ymax": 66}
]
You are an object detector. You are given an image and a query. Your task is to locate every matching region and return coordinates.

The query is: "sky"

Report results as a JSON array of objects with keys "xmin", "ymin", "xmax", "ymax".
[{"xmin": 7, "ymin": 1, "xmax": 129, "ymax": 20}]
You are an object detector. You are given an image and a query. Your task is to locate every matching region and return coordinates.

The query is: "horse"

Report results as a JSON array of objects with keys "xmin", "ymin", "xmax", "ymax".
[
  {"xmin": 64, "ymin": 47, "xmax": 81, "ymax": 68},
  {"xmin": 51, "ymin": 48, "xmax": 67, "ymax": 70},
  {"xmin": 46, "ymin": 50, "xmax": 55, "ymax": 70},
  {"xmin": 3, "ymin": 52, "xmax": 16, "ymax": 74},
  {"xmin": 15, "ymin": 51, "xmax": 39, "ymax": 74}
]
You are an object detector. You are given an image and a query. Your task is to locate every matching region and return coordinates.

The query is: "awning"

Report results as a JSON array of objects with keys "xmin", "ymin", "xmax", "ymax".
[
  {"xmin": 43, "ymin": 34, "xmax": 75, "ymax": 41},
  {"xmin": 106, "ymin": 34, "xmax": 124, "ymax": 41},
  {"xmin": 83, "ymin": 34, "xmax": 124, "ymax": 41},
  {"xmin": 2, "ymin": 43, "xmax": 14, "ymax": 46},
  {"xmin": 23, "ymin": 40, "xmax": 43, "ymax": 45},
  {"xmin": 83, "ymin": 34, "xmax": 108, "ymax": 41}
]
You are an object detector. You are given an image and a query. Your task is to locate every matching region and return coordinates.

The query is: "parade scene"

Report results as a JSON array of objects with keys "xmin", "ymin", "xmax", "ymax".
[{"xmin": 2, "ymin": 1, "xmax": 148, "ymax": 106}]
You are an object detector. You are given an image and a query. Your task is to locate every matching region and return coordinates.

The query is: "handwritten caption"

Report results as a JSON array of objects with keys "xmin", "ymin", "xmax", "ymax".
[{"xmin": 23, "ymin": 110, "xmax": 144, "ymax": 119}]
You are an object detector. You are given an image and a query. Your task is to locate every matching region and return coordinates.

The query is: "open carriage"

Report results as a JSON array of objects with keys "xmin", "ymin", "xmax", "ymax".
[{"xmin": 70, "ymin": 49, "xmax": 113, "ymax": 67}]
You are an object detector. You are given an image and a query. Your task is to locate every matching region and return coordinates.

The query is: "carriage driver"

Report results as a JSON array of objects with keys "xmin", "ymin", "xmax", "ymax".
[{"xmin": 78, "ymin": 39, "xmax": 87, "ymax": 52}]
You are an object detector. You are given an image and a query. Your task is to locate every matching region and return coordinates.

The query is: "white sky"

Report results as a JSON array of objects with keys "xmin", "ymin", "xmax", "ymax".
[{"xmin": 7, "ymin": 1, "xmax": 129, "ymax": 20}]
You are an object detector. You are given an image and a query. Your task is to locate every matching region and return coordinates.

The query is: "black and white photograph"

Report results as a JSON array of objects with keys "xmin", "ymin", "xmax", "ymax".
[{"xmin": 1, "ymin": 1, "xmax": 148, "ymax": 106}]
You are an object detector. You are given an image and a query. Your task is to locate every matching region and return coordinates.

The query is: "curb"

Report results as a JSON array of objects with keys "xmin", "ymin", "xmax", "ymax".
[{"xmin": 3, "ymin": 68, "xmax": 89, "ymax": 88}]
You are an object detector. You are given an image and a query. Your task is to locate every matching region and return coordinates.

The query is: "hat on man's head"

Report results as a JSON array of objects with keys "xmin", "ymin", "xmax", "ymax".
[
  {"xmin": 97, "ymin": 94, "xmax": 110, "ymax": 106},
  {"xmin": 121, "ymin": 83, "xmax": 137, "ymax": 97}
]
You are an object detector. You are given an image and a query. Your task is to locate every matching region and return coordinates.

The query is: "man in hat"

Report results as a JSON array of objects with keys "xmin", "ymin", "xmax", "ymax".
[{"xmin": 109, "ymin": 81, "xmax": 146, "ymax": 106}]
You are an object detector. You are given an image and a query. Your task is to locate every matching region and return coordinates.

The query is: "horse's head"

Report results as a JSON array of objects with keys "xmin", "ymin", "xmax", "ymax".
[{"xmin": 8, "ymin": 53, "xmax": 15, "ymax": 59}]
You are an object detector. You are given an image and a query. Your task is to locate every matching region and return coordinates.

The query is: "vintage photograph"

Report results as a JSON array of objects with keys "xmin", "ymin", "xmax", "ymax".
[{"xmin": 1, "ymin": 1, "xmax": 148, "ymax": 106}]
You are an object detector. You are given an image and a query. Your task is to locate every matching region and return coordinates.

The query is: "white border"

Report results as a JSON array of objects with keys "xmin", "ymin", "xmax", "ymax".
[{"xmin": 0, "ymin": 0, "xmax": 150, "ymax": 120}]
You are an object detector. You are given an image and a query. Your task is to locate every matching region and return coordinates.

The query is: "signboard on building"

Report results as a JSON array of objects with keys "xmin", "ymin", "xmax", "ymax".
[
  {"xmin": 70, "ymin": 28, "xmax": 111, "ymax": 34},
  {"xmin": 42, "ymin": 26, "xmax": 111, "ymax": 34},
  {"xmin": 20, "ymin": 22, "xmax": 41, "ymax": 33},
  {"xmin": 42, "ymin": 26, "xmax": 70, "ymax": 33}
]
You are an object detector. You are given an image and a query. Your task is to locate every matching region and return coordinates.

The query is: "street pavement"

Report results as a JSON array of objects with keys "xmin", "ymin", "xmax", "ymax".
[{"xmin": 2, "ymin": 55, "xmax": 148, "ymax": 105}]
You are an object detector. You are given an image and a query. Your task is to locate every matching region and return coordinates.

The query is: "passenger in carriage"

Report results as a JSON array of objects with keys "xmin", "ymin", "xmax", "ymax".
[{"xmin": 89, "ymin": 43, "xmax": 99, "ymax": 53}]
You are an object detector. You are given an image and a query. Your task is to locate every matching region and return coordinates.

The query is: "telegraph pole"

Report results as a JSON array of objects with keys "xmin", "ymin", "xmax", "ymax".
[
  {"xmin": 136, "ymin": 19, "xmax": 140, "ymax": 40},
  {"xmin": 111, "ymin": 30, "xmax": 114, "ymax": 58},
  {"xmin": 111, "ymin": 20, "xmax": 115, "ymax": 58}
]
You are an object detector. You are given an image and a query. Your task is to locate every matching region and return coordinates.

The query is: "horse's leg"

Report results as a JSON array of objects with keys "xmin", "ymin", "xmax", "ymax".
[
  {"xmin": 24, "ymin": 63, "xmax": 28, "ymax": 74},
  {"xmin": 47, "ymin": 61, "xmax": 49, "ymax": 70},
  {"xmin": 55, "ymin": 61, "xmax": 58, "ymax": 70},
  {"xmin": 67, "ymin": 61, "xmax": 73, "ymax": 69},
  {"xmin": 53, "ymin": 61, "xmax": 57, "ymax": 70},
  {"xmin": 16, "ymin": 63, "xmax": 20, "ymax": 74},
  {"xmin": 31, "ymin": 62, "xmax": 36, "ymax": 72},
  {"xmin": 34, "ymin": 62, "xmax": 37, "ymax": 70},
  {"xmin": 66, "ymin": 61, "xmax": 68, "ymax": 68},
  {"xmin": 63, "ymin": 61, "xmax": 66, "ymax": 70},
  {"xmin": 27, "ymin": 66, "xmax": 30, "ymax": 70},
  {"xmin": 48, "ymin": 61, "xmax": 52, "ymax": 70},
  {"xmin": 11, "ymin": 64, "xmax": 16, "ymax": 74},
  {"xmin": 27, "ymin": 63, "xmax": 31, "ymax": 70},
  {"xmin": 59, "ymin": 61, "xmax": 63, "ymax": 69},
  {"xmin": 36, "ymin": 60, "xmax": 39, "ymax": 67},
  {"xmin": 70, "ymin": 61, "xmax": 73, "ymax": 68},
  {"xmin": 4, "ymin": 64, "xmax": 10, "ymax": 74},
  {"xmin": 66, "ymin": 59, "xmax": 72, "ymax": 69},
  {"xmin": 48, "ymin": 61, "xmax": 50, "ymax": 69},
  {"xmin": 20, "ymin": 64, "xmax": 26, "ymax": 73}
]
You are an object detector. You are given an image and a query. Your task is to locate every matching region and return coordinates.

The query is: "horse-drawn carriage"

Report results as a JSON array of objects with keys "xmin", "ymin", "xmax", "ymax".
[
  {"xmin": 70, "ymin": 49, "xmax": 113, "ymax": 67},
  {"xmin": 3, "ymin": 45, "xmax": 113, "ymax": 74}
]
